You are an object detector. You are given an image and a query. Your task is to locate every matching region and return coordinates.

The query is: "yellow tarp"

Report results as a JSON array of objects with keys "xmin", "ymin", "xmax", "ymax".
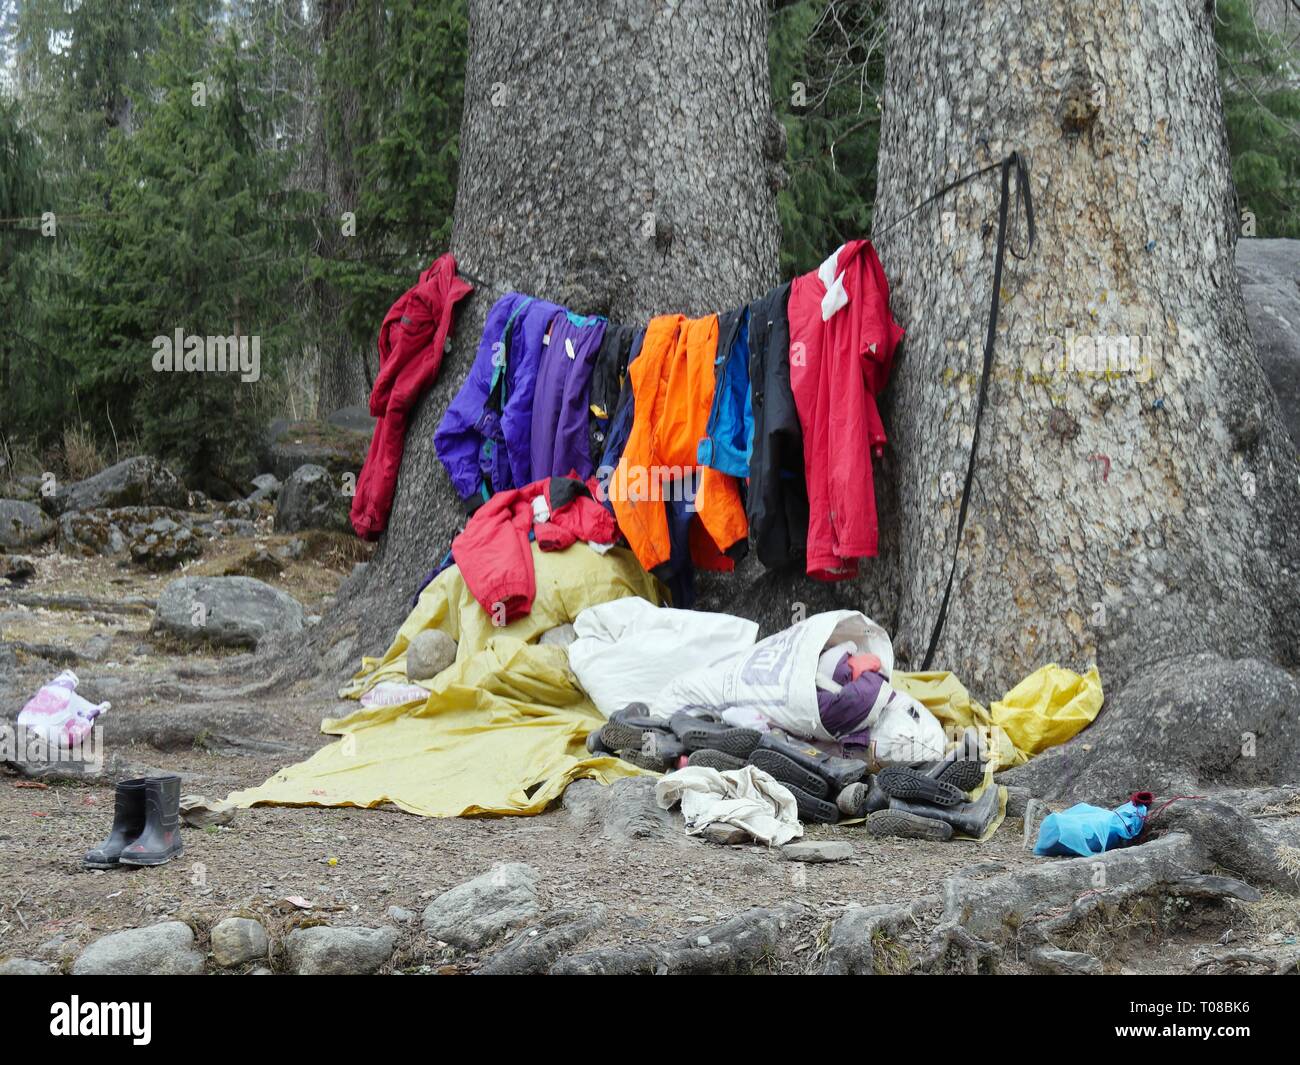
[
  {"xmin": 228, "ymin": 541, "xmax": 1102, "ymax": 818},
  {"xmin": 227, "ymin": 543, "xmax": 663, "ymax": 817},
  {"xmin": 895, "ymin": 663, "xmax": 1103, "ymax": 769}
]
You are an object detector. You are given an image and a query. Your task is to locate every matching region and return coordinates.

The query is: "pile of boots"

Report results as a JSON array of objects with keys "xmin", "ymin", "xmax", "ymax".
[
  {"xmin": 838, "ymin": 745, "xmax": 997, "ymax": 841},
  {"xmin": 84, "ymin": 774, "xmax": 185, "ymax": 869},
  {"xmin": 587, "ymin": 708, "xmax": 867, "ymax": 825}
]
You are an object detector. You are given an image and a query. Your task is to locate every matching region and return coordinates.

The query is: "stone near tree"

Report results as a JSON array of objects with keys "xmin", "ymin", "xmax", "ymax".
[
  {"xmin": 50, "ymin": 456, "xmax": 188, "ymax": 516},
  {"xmin": 57, "ymin": 505, "xmax": 199, "ymax": 566},
  {"xmin": 127, "ymin": 516, "xmax": 201, "ymax": 571},
  {"xmin": 152, "ymin": 575, "xmax": 305, "ymax": 649},
  {"xmin": 421, "ymin": 863, "xmax": 542, "ymax": 950},
  {"xmin": 274, "ymin": 464, "xmax": 351, "ymax": 533},
  {"xmin": 325, "ymin": 404, "xmax": 377, "ymax": 435},
  {"xmin": 1237, "ymin": 239, "xmax": 1300, "ymax": 448},
  {"xmin": 405, "ymin": 629, "xmax": 457, "ymax": 681},
  {"xmin": 285, "ymin": 925, "xmax": 398, "ymax": 975},
  {"xmin": 210, "ymin": 917, "xmax": 269, "ymax": 968},
  {"xmin": 0, "ymin": 958, "xmax": 56, "ymax": 975},
  {"xmin": 71, "ymin": 921, "xmax": 205, "ymax": 975},
  {"xmin": 261, "ymin": 420, "xmax": 369, "ymax": 483},
  {"xmin": 1001, "ymin": 654, "xmax": 1300, "ymax": 804},
  {"xmin": 782, "ymin": 840, "xmax": 853, "ymax": 863},
  {"xmin": 0, "ymin": 499, "xmax": 55, "ymax": 549},
  {"xmin": 0, "ymin": 555, "xmax": 36, "ymax": 584},
  {"xmin": 247, "ymin": 473, "xmax": 282, "ymax": 503}
]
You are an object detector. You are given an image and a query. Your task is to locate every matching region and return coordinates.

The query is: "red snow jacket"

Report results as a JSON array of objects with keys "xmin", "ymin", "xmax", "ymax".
[
  {"xmin": 788, "ymin": 239, "xmax": 903, "ymax": 580},
  {"xmin": 451, "ymin": 476, "xmax": 616, "ymax": 623},
  {"xmin": 351, "ymin": 254, "xmax": 474, "ymax": 540}
]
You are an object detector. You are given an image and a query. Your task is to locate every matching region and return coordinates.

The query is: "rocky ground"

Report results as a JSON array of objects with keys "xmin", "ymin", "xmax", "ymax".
[{"xmin": 2, "ymin": 452, "xmax": 1299, "ymax": 975}]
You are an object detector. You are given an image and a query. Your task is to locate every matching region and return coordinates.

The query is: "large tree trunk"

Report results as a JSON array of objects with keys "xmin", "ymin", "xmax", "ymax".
[
  {"xmin": 323, "ymin": 0, "xmax": 783, "ymax": 668},
  {"xmin": 870, "ymin": 0, "xmax": 1300, "ymax": 695}
]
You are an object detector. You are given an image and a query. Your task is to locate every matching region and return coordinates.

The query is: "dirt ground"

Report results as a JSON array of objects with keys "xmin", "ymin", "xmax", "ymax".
[{"xmin": 1, "ymin": 528, "xmax": 1295, "ymax": 974}]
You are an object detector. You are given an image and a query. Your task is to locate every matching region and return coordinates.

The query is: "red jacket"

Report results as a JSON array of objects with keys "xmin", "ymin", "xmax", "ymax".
[
  {"xmin": 452, "ymin": 476, "xmax": 616, "ymax": 623},
  {"xmin": 351, "ymin": 254, "xmax": 473, "ymax": 540},
  {"xmin": 788, "ymin": 239, "xmax": 903, "ymax": 580}
]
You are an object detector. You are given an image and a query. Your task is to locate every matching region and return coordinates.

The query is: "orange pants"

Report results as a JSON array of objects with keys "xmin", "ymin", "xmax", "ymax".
[{"xmin": 610, "ymin": 313, "xmax": 747, "ymax": 571}]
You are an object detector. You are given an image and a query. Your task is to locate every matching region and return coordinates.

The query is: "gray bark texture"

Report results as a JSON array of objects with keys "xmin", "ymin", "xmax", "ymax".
[
  {"xmin": 327, "ymin": 0, "xmax": 783, "ymax": 662},
  {"xmin": 867, "ymin": 0, "xmax": 1300, "ymax": 694}
]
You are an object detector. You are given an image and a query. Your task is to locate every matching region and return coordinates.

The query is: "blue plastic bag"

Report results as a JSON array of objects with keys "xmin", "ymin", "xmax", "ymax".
[{"xmin": 1034, "ymin": 798, "xmax": 1149, "ymax": 857}]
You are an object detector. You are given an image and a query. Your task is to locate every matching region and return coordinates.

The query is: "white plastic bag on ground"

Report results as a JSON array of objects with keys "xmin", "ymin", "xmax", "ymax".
[
  {"xmin": 568, "ymin": 597, "xmax": 758, "ymax": 718},
  {"xmin": 17, "ymin": 670, "xmax": 109, "ymax": 746}
]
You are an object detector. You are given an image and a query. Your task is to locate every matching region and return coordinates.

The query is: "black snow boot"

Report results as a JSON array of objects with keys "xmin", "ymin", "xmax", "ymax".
[
  {"xmin": 599, "ymin": 703, "xmax": 666, "ymax": 752},
  {"xmin": 615, "ymin": 748, "xmax": 670, "ymax": 773},
  {"xmin": 866, "ymin": 808, "xmax": 954, "ymax": 841},
  {"xmin": 749, "ymin": 734, "xmax": 867, "ymax": 798},
  {"xmin": 889, "ymin": 784, "xmax": 1001, "ymax": 839},
  {"xmin": 118, "ymin": 774, "xmax": 184, "ymax": 867},
  {"xmin": 586, "ymin": 727, "xmax": 614, "ymax": 755},
  {"xmin": 687, "ymin": 748, "xmax": 747, "ymax": 772},
  {"xmin": 782, "ymin": 782, "xmax": 840, "ymax": 825},
  {"xmin": 875, "ymin": 765, "xmax": 967, "ymax": 807},
  {"xmin": 84, "ymin": 778, "xmax": 147, "ymax": 869},
  {"xmin": 668, "ymin": 712, "xmax": 762, "ymax": 758}
]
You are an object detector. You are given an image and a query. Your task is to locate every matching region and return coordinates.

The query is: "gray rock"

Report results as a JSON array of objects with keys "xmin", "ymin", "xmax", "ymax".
[
  {"xmin": 782, "ymin": 840, "xmax": 853, "ymax": 863},
  {"xmin": 1, "ymin": 555, "xmax": 36, "ymax": 584},
  {"xmin": 700, "ymin": 823, "xmax": 750, "ymax": 845},
  {"xmin": 0, "ymin": 958, "xmax": 56, "ymax": 975},
  {"xmin": 539, "ymin": 623, "xmax": 578, "ymax": 647},
  {"xmin": 1238, "ymin": 238, "xmax": 1300, "ymax": 446},
  {"xmin": 261, "ymin": 421, "xmax": 369, "ymax": 483},
  {"xmin": 50, "ymin": 456, "xmax": 188, "ymax": 516},
  {"xmin": 247, "ymin": 473, "xmax": 282, "ymax": 503},
  {"xmin": 57, "ymin": 506, "xmax": 199, "ymax": 568},
  {"xmin": 422, "ymin": 863, "xmax": 541, "ymax": 950},
  {"xmin": 152, "ymin": 575, "xmax": 305, "ymax": 649},
  {"xmin": 406, "ymin": 629, "xmax": 457, "ymax": 681},
  {"xmin": 1000, "ymin": 654, "xmax": 1300, "ymax": 803},
  {"xmin": 1028, "ymin": 945, "xmax": 1103, "ymax": 975},
  {"xmin": 210, "ymin": 917, "xmax": 269, "ymax": 968},
  {"xmin": 71, "ymin": 921, "xmax": 205, "ymax": 975},
  {"xmin": 386, "ymin": 906, "xmax": 415, "ymax": 925},
  {"xmin": 0, "ymin": 499, "xmax": 55, "ymax": 549},
  {"xmin": 285, "ymin": 925, "xmax": 398, "ymax": 975},
  {"xmin": 325, "ymin": 404, "xmax": 377, "ymax": 434},
  {"xmin": 274, "ymin": 463, "xmax": 350, "ymax": 533}
]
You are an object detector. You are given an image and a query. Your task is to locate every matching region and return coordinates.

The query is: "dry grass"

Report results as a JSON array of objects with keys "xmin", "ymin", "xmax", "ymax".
[
  {"xmin": 61, "ymin": 422, "xmax": 106, "ymax": 481},
  {"xmin": 1232, "ymin": 889, "xmax": 1300, "ymax": 939}
]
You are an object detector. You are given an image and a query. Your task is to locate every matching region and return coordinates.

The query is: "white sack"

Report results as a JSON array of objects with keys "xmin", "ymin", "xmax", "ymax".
[{"xmin": 568, "ymin": 596, "xmax": 758, "ymax": 719}]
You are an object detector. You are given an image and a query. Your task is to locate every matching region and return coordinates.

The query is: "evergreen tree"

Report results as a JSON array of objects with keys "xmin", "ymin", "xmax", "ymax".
[{"xmin": 65, "ymin": 13, "xmax": 304, "ymax": 491}]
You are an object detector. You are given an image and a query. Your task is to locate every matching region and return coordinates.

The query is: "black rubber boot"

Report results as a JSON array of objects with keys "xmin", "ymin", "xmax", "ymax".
[
  {"xmin": 783, "ymin": 782, "xmax": 839, "ymax": 824},
  {"xmin": 642, "ymin": 729, "xmax": 687, "ymax": 764},
  {"xmin": 916, "ymin": 727, "xmax": 986, "ymax": 792},
  {"xmin": 599, "ymin": 703, "xmax": 666, "ymax": 752},
  {"xmin": 876, "ymin": 765, "xmax": 967, "ymax": 807},
  {"xmin": 118, "ymin": 774, "xmax": 184, "ymax": 867},
  {"xmin": 668, "ymin": 712, "xmax": 761, "ymax": 757},
  {"xmin": 836, "ymin": 781, "xmax": 875, "ymax": 818},
  {"xmin": 890, "ymin": 784, "xmax": 1001, "ymax": 839},
  {"xmin": 687, "ymin": 749, "xmax": 746, "ymax": 772},
  {"xmin": 749, "ymin": 734, "xmax": 866, "ymax": 797},
  {"xmin": 586, "ymin": 728, "xmax": 614, "ymax": 755},
  {"xmin": 84, "ymin": 778, "xmax": 146, "ymax": 869},
  {"xmin": 867, "ymin": 808, "xmax": 954, "ymax": 841}
]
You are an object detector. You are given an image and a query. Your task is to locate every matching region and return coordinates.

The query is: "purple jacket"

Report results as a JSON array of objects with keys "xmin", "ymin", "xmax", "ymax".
[
  {"xmin": 434, "ymin": 293, "xmax": 562, "ymax": 502},
  {"xmin": 529, "ymin": 310, "xmax": 607, "ymax": 481}
]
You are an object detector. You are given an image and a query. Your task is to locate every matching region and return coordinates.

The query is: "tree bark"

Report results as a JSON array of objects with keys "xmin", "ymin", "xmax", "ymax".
[
  {"xmin": 869, "ymin": 0, "xmax": 1300, "ymax": 694},
  {"xmin": 325, "ymin": 0, "xmax": 783, "ymax": 664}
]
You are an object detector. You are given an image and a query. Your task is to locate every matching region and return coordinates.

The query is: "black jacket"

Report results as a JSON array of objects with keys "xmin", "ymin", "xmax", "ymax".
[{"xmin": 746, "ymin": 282, "xmax": 808, "ymax": 568}]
